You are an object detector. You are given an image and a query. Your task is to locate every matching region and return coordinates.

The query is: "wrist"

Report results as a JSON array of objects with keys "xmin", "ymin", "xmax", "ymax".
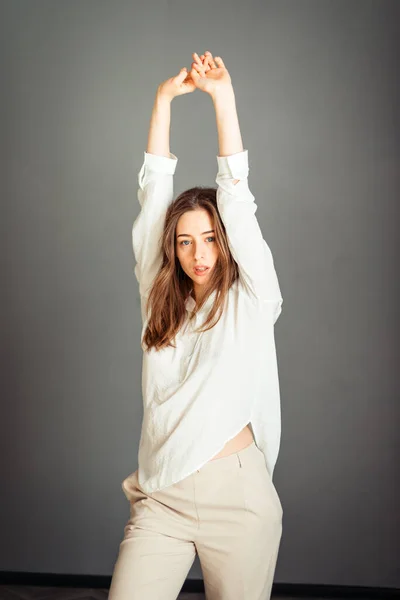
[
  {"xmin": 156, "ymin": 88, "xmax": 173, "ymax": 105},
  {"xmin": 211, "ymin": 85, "xmax": 235, "ymax": 104}
]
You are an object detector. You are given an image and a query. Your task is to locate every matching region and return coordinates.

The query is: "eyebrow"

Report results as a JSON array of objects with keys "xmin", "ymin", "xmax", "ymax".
[{"xmin": 177, "ymin": 229, "xmax": 215, "ymax": 239}]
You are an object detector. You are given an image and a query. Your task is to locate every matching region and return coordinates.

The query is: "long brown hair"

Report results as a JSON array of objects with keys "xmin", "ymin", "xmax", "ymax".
[{"xmin": 142, "ymin": 186, "xmax": 239, "ymax": 352}]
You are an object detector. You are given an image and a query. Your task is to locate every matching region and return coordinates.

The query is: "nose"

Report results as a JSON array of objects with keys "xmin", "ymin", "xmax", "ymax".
[{"xmin": 194, "ymin": 242, "xmax": 207, "ymax": 260}]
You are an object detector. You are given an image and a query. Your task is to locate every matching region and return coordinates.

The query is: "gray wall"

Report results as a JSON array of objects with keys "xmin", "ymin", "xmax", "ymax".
[{"xmin": 1, "ymin": 0, "xmax": 399, "ymax": 588}]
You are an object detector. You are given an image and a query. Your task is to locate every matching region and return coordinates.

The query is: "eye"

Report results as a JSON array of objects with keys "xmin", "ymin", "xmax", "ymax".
[{"xmin": 179, "ymin": 236, "xmax": 215, "ymax": 246}]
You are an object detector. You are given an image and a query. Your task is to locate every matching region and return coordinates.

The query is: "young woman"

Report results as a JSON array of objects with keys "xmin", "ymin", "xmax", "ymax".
[{"xmin": 108, "ymin": 51, "xmax": 284, "ymax": 600}]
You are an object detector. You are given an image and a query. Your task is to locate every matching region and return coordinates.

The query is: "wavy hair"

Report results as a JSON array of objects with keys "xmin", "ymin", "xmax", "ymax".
[{"xmin": 142, "ymin": 186, "xmax": 239, "ymax": 352}]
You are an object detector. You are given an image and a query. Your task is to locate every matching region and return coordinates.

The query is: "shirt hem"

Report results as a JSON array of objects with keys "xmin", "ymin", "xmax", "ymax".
[{"xmin": 140, "ymin": 415, "xmax": 254, "ymax": 494}]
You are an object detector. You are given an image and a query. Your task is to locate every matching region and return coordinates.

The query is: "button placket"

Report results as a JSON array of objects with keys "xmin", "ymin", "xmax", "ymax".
[{"xmin": 179, "ymin": 314, "xmax": 204, "ymax": 383}]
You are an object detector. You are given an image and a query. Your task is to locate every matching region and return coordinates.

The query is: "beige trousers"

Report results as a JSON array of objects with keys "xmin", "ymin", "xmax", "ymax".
[{"xmin": 108, "ymin": 441, "xmax": 283, "ymax": 600}]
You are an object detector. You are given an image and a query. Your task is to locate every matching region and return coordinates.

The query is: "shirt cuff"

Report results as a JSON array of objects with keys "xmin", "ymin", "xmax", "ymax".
[
  {"xmin": 216, "ymin": 149, "xmax": 249, "ymax": 180},
  {"xmin": 143, "ymin": 151, "xmax": 178, "ymax": 175}
]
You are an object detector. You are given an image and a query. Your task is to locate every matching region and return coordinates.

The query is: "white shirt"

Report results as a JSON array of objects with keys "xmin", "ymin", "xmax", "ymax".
[{"xmin": 132, "ymin": 149, "xmax": 283, "ymax": 494}]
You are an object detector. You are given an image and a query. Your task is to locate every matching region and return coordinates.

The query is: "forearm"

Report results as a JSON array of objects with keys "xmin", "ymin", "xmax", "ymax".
[
  {"xmin": 212, "ymin": 87, "xmax": 244, "ymax": 158},
  {"xmin": 146, "ymin": 91, "xmax": 172, "ymax": 157}
]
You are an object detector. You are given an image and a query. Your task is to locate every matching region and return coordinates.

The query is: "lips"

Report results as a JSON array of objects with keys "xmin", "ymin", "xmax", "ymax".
[{"xmin": 193, "ymin": 266, "xmax": 209, "ymax": 274}]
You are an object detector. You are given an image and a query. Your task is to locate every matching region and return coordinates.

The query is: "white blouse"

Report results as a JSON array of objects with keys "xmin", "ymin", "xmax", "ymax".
[{"xmin": 131, "ymin": 148, "xmax": 283, "ymax": 494}]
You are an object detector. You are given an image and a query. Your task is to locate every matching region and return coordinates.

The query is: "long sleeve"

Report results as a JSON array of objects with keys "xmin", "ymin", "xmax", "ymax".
[
  {"xmin": 216, "ymin": 149, "xmax": 283, "ymax": 323},
  {"xmin": 132, "ymin": 151, "xmax": 178, "ymax": 304}
]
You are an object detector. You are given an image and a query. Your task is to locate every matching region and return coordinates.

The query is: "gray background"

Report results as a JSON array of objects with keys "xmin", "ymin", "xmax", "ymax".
[{"xmin": 1, "ymin": 0, "xmax": 399, "ymax": 588}]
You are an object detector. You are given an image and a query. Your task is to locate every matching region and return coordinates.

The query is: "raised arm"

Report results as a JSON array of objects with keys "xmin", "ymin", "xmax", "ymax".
[
  {"xmin": 191, "ymin": 52, "xmax": 283, "ymax": 322},
  {"xmin": 132, "ymin": 69, "xmax": 197, "ymax": 313},
  {"xmin": 214, "ymin": 86, "xmax": 282, "ymax": 318},
  {"xmin": 146, "ymin": 91, "xmax": 172, "ymax": 158},
  {"xmin": 132, "ymin": 92, "xmax": 177, "ymax": 304}
]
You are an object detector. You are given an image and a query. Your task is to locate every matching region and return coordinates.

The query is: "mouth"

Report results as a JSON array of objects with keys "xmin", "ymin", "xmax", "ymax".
[{"xmin": 193, "ymin": 266, "xmax": 210, "ymax": 276}]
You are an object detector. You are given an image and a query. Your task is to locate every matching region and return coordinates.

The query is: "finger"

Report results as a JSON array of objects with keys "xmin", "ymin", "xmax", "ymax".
[
  {"xmin": 214, "ymin": 56, "xmax": 225, "ymax": 68},
  {"xmin": 177, "ymin": 67, "xmax": 187, "ymax": 80},
  {"xmin": 193, "ymin": 52, "xmax": 203, "ymax": 67},
  {"xmin": 203, "ymin": 50, "xmax": 215, "ymax": 68},
  {"xmin": 193, "ymin": 53, "xmax": 206, "ymax": 76},
  {"xmin": 192, "ymin": 61, "xmax": 205, "ymax": 77},
  {"xmin": 203, "ymin": 54, "xmax": 211, "ymax": 70},
  {"xmin": 190, "ymin": 66, "xmax": 200, "ymax": 79}
]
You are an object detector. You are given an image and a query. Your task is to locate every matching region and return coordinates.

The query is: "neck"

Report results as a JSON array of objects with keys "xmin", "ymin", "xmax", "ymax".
[{"xmin": 192, "ymin": 284, "xmax": 204, "ymax": 307}]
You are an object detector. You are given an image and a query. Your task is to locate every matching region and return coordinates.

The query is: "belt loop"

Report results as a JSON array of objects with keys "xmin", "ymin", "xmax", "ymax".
[{"xmin": 237, "ymin": 453, "xmax": 242, "ymax": 468}]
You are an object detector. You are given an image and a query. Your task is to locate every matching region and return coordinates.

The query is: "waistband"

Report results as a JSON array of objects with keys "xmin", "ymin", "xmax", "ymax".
[{"xmin": 195, "ymin": 440, "xmax": 262, "ymax": 474}]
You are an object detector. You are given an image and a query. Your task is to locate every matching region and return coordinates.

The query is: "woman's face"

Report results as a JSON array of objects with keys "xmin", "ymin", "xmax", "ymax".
[{"xmin": 175, "ymin": 208, "xmax": 219, "ymax": 289}]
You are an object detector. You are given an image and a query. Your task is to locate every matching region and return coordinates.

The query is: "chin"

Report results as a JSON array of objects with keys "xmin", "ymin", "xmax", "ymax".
[{"xmin": 193, "ymin": 272, "xmax": 212, "ymax": 282}]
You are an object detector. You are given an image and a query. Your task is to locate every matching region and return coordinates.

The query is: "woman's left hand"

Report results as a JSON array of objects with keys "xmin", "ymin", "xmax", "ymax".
[{"xmin": 190, "ymin": 51, "xmax": 232, "ymax": 98}]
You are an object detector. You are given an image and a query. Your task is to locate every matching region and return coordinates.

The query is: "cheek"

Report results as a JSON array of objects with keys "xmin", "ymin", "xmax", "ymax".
[{"xmin": 177, "ymin": 248, "xmax": 189, "ymax": 267}]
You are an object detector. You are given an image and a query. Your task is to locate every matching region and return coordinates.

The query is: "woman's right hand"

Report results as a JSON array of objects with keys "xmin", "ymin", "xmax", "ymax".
[{"xmin": 157, "ymin": 66, "xmax": 197, "ymax": 101}]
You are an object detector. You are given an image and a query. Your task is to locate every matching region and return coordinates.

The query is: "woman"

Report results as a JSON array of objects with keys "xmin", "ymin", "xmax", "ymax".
[{"xmin": 108, "ymin": 51, "xmax": 284, "ymax": 600}]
